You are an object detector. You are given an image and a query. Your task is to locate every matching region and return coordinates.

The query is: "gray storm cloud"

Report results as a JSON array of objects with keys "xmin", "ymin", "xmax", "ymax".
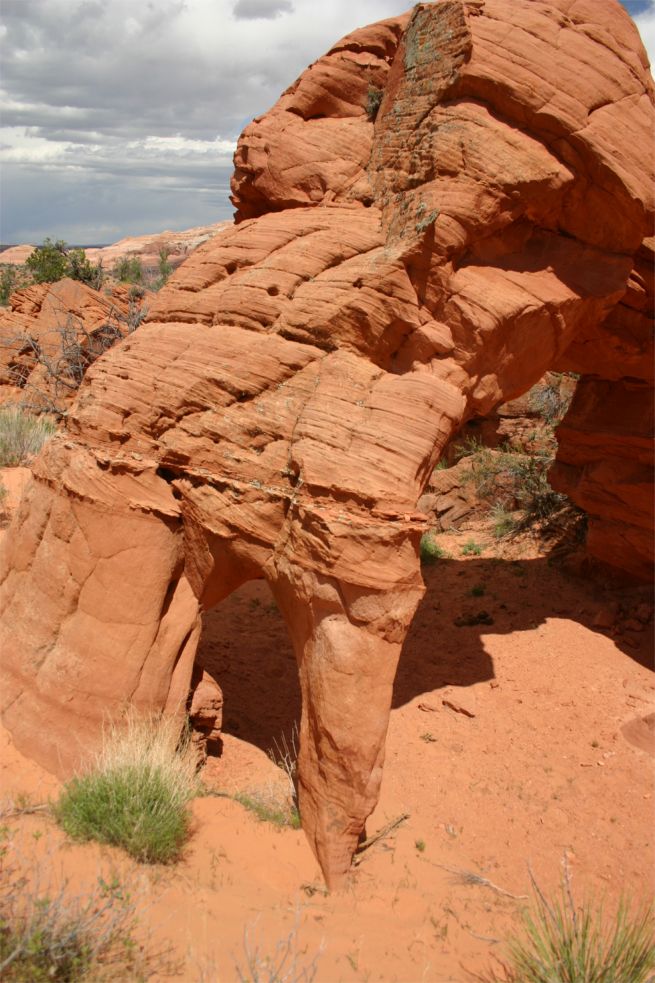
[
  {"xmin": 233, "ymin": 0, "xmax": 294, "ymax": 19},
  {"xmin": 1, "ymin": 0, "xmax": 652, "ymax": 244}
]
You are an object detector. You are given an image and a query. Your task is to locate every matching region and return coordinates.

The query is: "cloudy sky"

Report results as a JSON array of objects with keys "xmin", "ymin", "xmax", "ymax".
[{"xmin": 1, "ymin": 0, "xmax": 653, "ymax": 245}]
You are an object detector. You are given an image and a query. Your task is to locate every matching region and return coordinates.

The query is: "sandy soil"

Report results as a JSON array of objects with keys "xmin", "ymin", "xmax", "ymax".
[{"xmin": 1, "ymin": 485, "xmax": 653, "ymax": 982}]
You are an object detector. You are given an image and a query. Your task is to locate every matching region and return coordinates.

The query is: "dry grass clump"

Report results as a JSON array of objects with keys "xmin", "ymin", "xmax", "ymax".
[
  {"xmin": 0, "ymin": 830, "xmax": 143, "ymax": 982},
  {"xmin": 55, "ymin": 711, "xmax": 199, "ymax": 864},
  {"xmin": 0, "ymin": 407, "xmax": 56, "ymax": 467}
]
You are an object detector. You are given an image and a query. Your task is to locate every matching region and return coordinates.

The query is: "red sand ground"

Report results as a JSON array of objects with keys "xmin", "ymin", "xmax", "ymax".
[{"xmin": 1, "ymin": 475, "xmax": 653, "ymax": 982}]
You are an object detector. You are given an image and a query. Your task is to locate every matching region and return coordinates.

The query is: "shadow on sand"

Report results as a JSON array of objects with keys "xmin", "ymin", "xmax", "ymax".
[{"xmin": 195, "ymin": 553, "xmax": 652, "ymax": 756}]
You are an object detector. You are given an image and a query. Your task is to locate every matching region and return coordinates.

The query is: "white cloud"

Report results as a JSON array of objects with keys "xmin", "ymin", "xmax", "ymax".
[
  {"xmin": 634, "ymin": 2, "xmax": 655, "ymax": 64},
  {"xmin": 1, "ymin": 0, "xmax": 652, "ymax": 244}
]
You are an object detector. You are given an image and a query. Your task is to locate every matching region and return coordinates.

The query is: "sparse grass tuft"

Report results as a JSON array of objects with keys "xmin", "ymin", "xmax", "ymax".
[
  {"xmin": 420, "ymin": 533, "xmax": 449, "ymax": 564},
  {"xmin": 461, "ymin": 540, "xmax": 483, "ymax": 556},
  {"xmin": 469, "ymin": 584, "xmax": 486, "ymax": 597},
  {"xmin": 54, "ymin": 711, "xmax": 199, "ymax": 864},
  {"xmin": 234, "ymin": 791, "xmax": 301, "ymax": 830},
  {"xmin": 0, "ymin": 407, "xmax": 56, "ymax": 466},
  {"xmin": 484, "ymin": 867, "xmax": 655, "ymax": 983},
  {"xmin": 491, "ymin": 504, "xmax": 517, "ymax": 539}
]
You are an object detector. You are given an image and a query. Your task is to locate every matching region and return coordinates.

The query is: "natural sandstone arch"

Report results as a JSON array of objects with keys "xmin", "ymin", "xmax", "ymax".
[{"xmin": 1, "ymin": 0, "xmax": 653, "ymax": 888}]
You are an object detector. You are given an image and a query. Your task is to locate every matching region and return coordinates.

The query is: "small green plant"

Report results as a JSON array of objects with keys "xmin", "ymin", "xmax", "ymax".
[
  {"xmin": 0, "ymin": 829, "xmax": 144, "ymax": 983},
  {"xmin": 113, "ymin": 255, "xmax": 143, "ymax": 284},
  {"xmin": 420, "ymin": 533, "xmax": 448, "ymax": 564},
  {"xmin": 491, "ymin": 504, "xmax": 517, "ymax": 539},
  {"xmin": 0, "ymin": 408, "xmax": 56, "ymax": 466},
  {"xmin": 420, "ymin": 732, "xmax": 437, "ymax": 743},
  {"xmin": 157, "ymin": 247, "xmax": 173, "ymax": 287},
  {"xmin": 234, "ymin": 791, "xmax": 301, "ymax": 830},
  {"xmin": 487, "ymin": 874, "xmax": 655, "ymax": 983},
  {"xmin": 0, "ymin": 266, "xmax": 17, "ymax": 305},
  {"xmin": 366, "ymin": 86, "xmax": 384, "ymax": 120},
  {"xmin": 415, "ymin": 839, "xmax": 426, "ymax": 853},
  {"xmin": 55, "ymin": 711, "xmax": 198, "ymax": 864},
  {"xmin": 461, "ymin": 540, "xmax": 483, "ymax": 556},
  {"xmin": 469, "ymin": 584, "xmax": 486, "ymax": 597}
]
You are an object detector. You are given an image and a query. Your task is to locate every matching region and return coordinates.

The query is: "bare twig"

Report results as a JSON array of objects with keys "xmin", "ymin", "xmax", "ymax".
[
  {"xmin": 437, "ymin": 864, "xmax": 527, "ymax": 900},
  {"xmin": 0, "ymin": 801, "xmax": 49, "ymax": 819},
  {"xmin": 352, "ymin": 813, "xmax": 410, "ymax": 865}
]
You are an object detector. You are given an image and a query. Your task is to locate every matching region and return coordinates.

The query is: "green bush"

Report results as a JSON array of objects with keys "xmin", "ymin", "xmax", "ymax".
[
  {"xmin": 0, "ymin": 408, "xmax": 56, "ymax": 466},
  {"xmin": 0, "ymin": 266, "xmax": 17, "ymax": 306},
  {"xmin": 66, "ymin": 248, "xmax": 104, "ymax": 289},
  {"xmin": 490, "ymin": 888, "xmax": 655, "ymax": 983},
  {"xmin": 113, "ymin": 256, "xmax": 143, "ymax": 284},
  {"xmin": 55, "ymin": 712, "xmax": 198, "ymax": 864},
  {"xmin": 157, "ymin": 247, "xmax": 172, "ymax": 286},
  {"xmin": 26, "ymin": 239, "xmax": 69, "ymax": 283},
  {"xmin": 25, "ymin": 239, "xmax": 103, "ymax": 288}
]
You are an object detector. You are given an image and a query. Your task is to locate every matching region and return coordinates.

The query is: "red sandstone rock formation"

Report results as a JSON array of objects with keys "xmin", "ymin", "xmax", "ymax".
[
  {"xmin": 1, "ymin": 0, "xmax": 653, "ymax": 888},
  {"xmin": 0, "ymin": 279, "xmax": 142, "ymax": 410}
]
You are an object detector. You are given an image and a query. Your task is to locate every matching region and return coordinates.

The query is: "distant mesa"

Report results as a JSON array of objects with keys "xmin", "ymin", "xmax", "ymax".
[{"xmin": 0, "ymin": 222, "xmax": 232, "ymax": 271}]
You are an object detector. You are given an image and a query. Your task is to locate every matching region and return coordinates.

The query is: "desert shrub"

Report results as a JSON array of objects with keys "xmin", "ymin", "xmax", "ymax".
[
  {"xmin": 467, "ymin": 445, "xmax": 566, "ymax": 528},
  {"xmin": 0, "ymin": 829, "xmax": 142, "ymax": 983},
  {"xmin": 490, "ymin": 503, "xmax": 517, "ymax": 539},
  {"xmin": 55, "ymin": 712, "xmax": 199, "ymax": 864},
  {"xmin": 113, "ymin": 256, "xmax": 143, "ymax": 284},
  {"xmin": 6, "ymin": 305, "xmax": 143, "ymax": 418},
  {"xmin": 26, "ymin": 239, "xmax": 69, "ymax": 283},
  {"xmin": 420, "ymin": 533, "xmax": 448, "ymax": 563},
  {"xmin": 66, "ymin": 248, "xmax": 104, "ymax": 289},
  {"xmin": 157, "ymin": 247, "xmax": 173, "ymax": 286},
  {"xmin": 0, "ymin": 266, "xmax": 17, "ymax": 306},
  {"xmin": 24, "ymin": 239, "xmax": 103, "ymax": 288},
  {"xmin": 0, "ymin": 408, "xmax": 56, "ymax": 466},
  {"xmin": 488, "ymin": 883, "xmax": 655, "ymax": 983}
]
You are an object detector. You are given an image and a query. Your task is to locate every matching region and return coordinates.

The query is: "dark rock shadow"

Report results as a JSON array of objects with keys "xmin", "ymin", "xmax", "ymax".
[{"xmin": 195, "ymin": 556, "xmax": 652, "ymax": 756}]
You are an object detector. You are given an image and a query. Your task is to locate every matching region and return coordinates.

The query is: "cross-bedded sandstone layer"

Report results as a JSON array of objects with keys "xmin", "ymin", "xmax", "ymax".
[{"xmin": 1, "ymin": 0, "xmax": 653, "ymax": 888}]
